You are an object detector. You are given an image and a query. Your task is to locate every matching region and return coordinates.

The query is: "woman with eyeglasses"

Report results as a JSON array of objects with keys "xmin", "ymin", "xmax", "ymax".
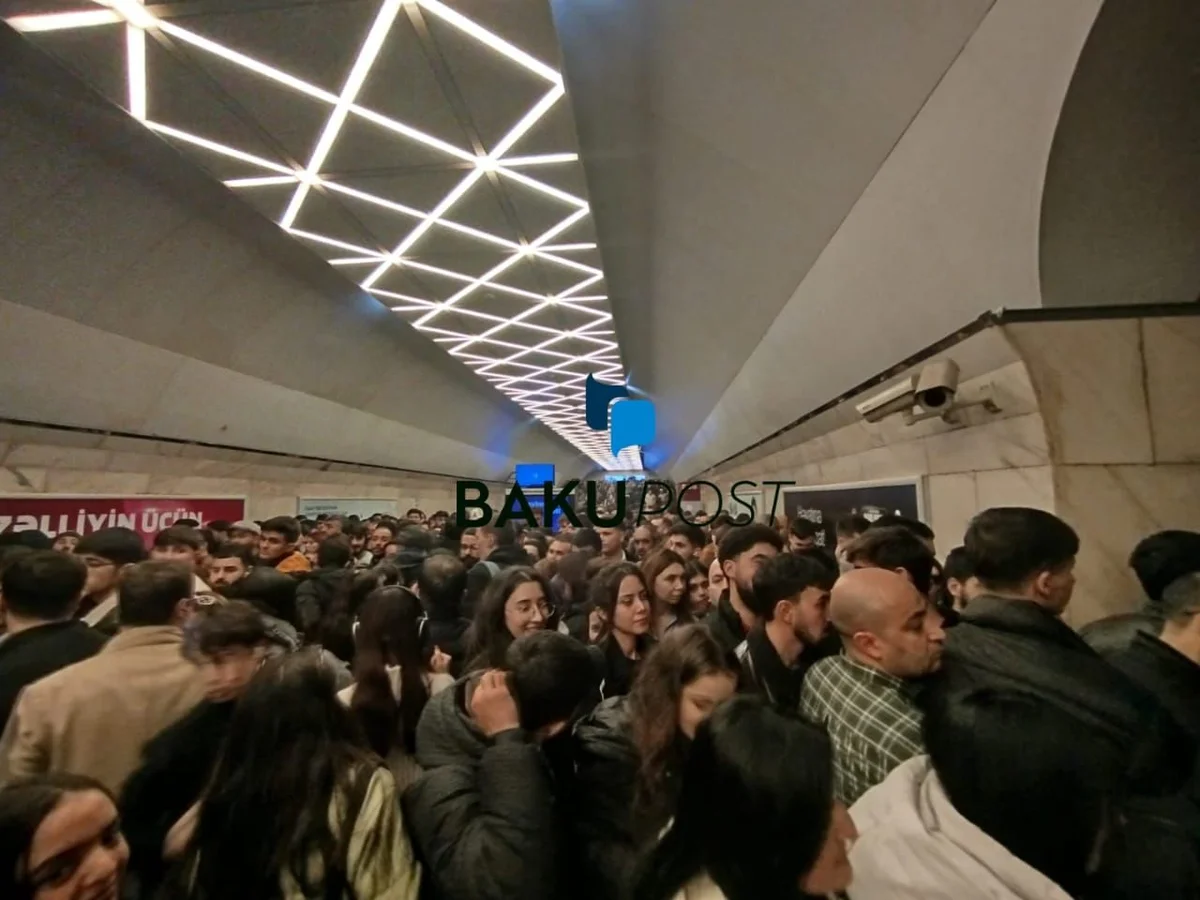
[
  {"xmin": 1, "ymin": 773, "xmax": 129, "ymax": 900},
  {"xmin": 338, "ymin": 586, "xmax": 453, "ymax": 791},
  {"xmin": 463, "ymin": 567, "xmax": 553, "ymax": 672}
]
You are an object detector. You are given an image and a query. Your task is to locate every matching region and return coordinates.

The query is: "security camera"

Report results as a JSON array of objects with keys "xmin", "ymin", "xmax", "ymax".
[
  {"xmin": 914, "ymin": 360, "xmax": 959, "ymax": 414},
  {"xmin": 855, "ymin": 376, "xmax": 916, "ymax": 424}
]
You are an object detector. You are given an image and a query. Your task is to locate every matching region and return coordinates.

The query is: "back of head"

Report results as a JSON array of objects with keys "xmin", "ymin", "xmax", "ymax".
[
  {"xmin": 717, "ymin": 523, "xmax": 783, "ymax": 565},
  {"xmin": 635, "ymin": 695, "xmax": 836, "ymax": 900},
  {"xmin": 74, "ymin": 527, "xmax": 148, "ymax": 567},
  {"xmin": 748, "ymin": 551, "xmax": 836, "ymax": 620},
  {"xmin": 153, "ymin": 525, "xmax": 203, "ymax": 552},
  {"xmin": 478, "ymin": 523, "xmax": 516, "ymax": 549},
  {"xmin": 352, "ymin": 586, "xmax": 428, "ymax": 756},
  {"xmin": 843, "ymin": 526, "xmax": 936, "ymax": 596},
  {"xmin": 417, "ymin": 552, "xmax": 467, "ymax": 619},
  {"xmin": 923, "ymin": 687, "xmax": 1123, "ymax": 896},
  {"xmin": 316, "ymin": 534, "xmax": 352, "ymax": 569},
  {"xmin": 1129, "ymin": 530, "xmax": 1200, "ymax": 603},
  {"xmin": 871, "ymin": 514, "xmax": 935, "ymax": 545},
  {"xmin": 0, "ymin": 550, "xmax": 87, "ymax": 621},
  {"xmin": 835, "ymin": 514, "xmax": 870, "ymax": 541},
  {"xmin": 572, "ymin": 527, "xmax": 603, "ymax": 554},
  {"xmin": 964, "ymin": 507, "xmax": 1079, "ymax": 593},
  {"xmin": 397, "ymin": 525, "xmax": 435, "ymax": 552},
  {"xmin": 118, "ymin": 560, "xmax": 193, "ymax": 627},
  {"xmin": 192, "ymin": 600, "xmax": 268, "ymax": 657},
  {"xmin": 1160, "ymin": 571, "xmax": 1200, "ymax": 627},
  {"xmin": 505, "ymin": 631, "xmax": 599, "ymax": 733},
  {"xmin": 227, "ymin": 567, "xmax": 299, "ymax": 626},
  {"xmin": 0, "ymin": 530, "xmax": 52, "ymax": 551}
]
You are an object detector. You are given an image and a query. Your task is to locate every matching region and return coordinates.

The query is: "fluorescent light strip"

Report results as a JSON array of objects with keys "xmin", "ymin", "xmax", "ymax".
[
  {"xmin": 416, "ymin": 0, "xmax": 561, "ymax": 85},
  {"xmin": 347, "ymin": 104, "xmax": 477, "ymax": 163},
  {"xmin": 280, "ymin": 0, "xmax": 403, "ymax": 229},
  {"xmin": 496, "ymin": 163, "xmax": 586, "ymax": 209},
  {"xmin": 535, "ymin": 252, "xmax": 601, "ymax": 277},
  {"xmin": 145, "ymin": 122, "xmax": 292, "ymax": 174},
  {"xmin": 489, "ymin": 84, "xmax": 565, "ymax": 160},
  {"xmin": 7, "ymin": 10, "xmax": 123, "ymax": 31},
  {"xmin": 286, "ymin": 228, "xmax": 384, "ymax": 258},
  {"xmin": 225, "ymin": 175, "xmax": 299, "ymax": 187},
  {"xmin": 126, "ymin": 20, "xmax": 147, "ymax": 121},
  {"xmin": 329, "ymin": 257, "xmax": 385, "ymax": 267},
  {"xmin": 500, "ymin": 153, "xmax": 579, "ymax": 167},
  {"xmin": 413, "ymin": 254, "xmax": 523, "ymax": 327},
  {"xmin": 540, "ymin": 243, "xmax": 597, "ymax": 252}
]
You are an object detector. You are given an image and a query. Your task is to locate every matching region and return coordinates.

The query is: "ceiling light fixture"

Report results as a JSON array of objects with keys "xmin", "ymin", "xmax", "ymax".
[
  {"xmin": 415, "ymin": 0, "xmax": 561, "ymax": 85},
  {"xmin": 6, "ymin": 10, "xmax": 123, "ymax": 31}
]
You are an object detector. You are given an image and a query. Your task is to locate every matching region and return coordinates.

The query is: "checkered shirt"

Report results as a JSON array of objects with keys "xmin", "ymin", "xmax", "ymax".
[{"xmin": 800, "ymin": 653, "xmax": 925, "ymax": 805}]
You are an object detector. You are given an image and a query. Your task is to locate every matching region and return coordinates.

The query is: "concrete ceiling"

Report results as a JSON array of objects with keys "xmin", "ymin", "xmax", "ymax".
[{"xmin": 5, "ymin": 0, "xmax": 638, "ymax": 470}]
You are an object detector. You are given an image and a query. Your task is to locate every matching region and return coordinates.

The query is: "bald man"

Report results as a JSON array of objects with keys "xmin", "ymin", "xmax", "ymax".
[{"xmin": 800, "ymin": 568, "xmax": 945, "ymax": 805}]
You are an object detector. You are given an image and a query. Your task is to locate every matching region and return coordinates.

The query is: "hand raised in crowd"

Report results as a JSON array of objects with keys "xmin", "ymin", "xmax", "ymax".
[
  {"xmin": 430, "ymin": 647, "xmax": 453, "ymax": 675},
  {"xmin": 471, "ymin": 669, "xmax": 521, "ymax": 737}
]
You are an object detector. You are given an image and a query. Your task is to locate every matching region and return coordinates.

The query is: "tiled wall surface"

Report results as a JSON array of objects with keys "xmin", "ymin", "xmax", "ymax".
[{"xmin": 0, "ymin": 425, "xmax": 463, "ymax": 520}]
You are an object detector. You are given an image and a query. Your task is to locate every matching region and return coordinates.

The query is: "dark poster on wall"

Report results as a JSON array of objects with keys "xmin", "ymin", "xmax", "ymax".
[{"xmin": 781, "ymin": 479, "xmax": 924, "ymax": 550}]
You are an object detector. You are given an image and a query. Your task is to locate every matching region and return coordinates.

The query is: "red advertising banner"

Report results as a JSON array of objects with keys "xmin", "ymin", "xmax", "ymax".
[{"xmin": 0, "ymin": 496, "xmax": 247, "ymax": 547}]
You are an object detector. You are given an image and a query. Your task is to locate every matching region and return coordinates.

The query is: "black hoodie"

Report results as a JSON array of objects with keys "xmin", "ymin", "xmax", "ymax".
[{"xmin": 403, "ymin": 675, "xmax": 564, "ymax": 900}]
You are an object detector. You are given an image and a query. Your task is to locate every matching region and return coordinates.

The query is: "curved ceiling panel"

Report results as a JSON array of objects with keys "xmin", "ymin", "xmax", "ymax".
[
  {"xmin": 1040, "ymin": 0, "xmax": 1200, "ymax": 309},
  {"xmin": 6, "ymin": 0, "xmax": 639, "ymax": 470},
  {"xmin": 0, "ymin": 21, "xmax": 585, "ymax": 480}
]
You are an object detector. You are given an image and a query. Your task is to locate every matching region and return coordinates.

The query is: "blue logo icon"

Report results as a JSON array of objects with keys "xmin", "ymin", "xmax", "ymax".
[{"xmin": 585, "ymin": 374, "xmax": 656, "ymax": 455}]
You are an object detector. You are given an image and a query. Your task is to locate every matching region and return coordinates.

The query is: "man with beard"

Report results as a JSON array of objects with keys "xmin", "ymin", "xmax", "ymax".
[
  {"xmin": 702, "ymin": 524, "xmax": 783, "ymax": 654},
  {"xmin": 206, "ymin": 543, "xmax": 256, "ymax": 596},
  {"xmin": 736, "ymin": 552, "xmax": 837, "ymax": 708}
]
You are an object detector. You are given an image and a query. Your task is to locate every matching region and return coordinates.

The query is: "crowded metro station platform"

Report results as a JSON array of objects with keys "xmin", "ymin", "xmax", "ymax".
[{"xmin": 1, "ymin": 1, "xmax": 1199, "ymax": 899}]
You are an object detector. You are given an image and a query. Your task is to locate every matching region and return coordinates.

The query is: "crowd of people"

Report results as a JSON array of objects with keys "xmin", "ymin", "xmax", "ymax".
[{"xmin": 0, "ymin": 501, "xmax": 1198, "ymax": 900}]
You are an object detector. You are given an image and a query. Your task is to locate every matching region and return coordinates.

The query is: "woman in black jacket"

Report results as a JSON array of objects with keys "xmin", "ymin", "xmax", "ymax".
[
  {"xmin": 462, "ymin": 567, "xmax": 552, "ymax": 672},
  {"xmin": 592, "ymin": 562, "xmax": 655, "ymax": 698},
  {"xmin": 570, "ymin": 625, "xmax": 739, "ymax": 900}
]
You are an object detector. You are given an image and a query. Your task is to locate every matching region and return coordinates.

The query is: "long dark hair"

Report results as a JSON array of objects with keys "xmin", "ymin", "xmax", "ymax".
[
  {"xmin": 632, "ymin": 696, "xmax": 836, "ymax": 900},
  {"xmin": 178, "ymin": 651, "xmax": 386, "ymax": 900},
  {"xmin": 628, "ymin": 626, "xmax": 737, "ymax": 822},
  {"xmin": 0, "ymin": 773, "xmax": 120, "ymax": 900},
  {"xmin": 350, "ymin": 587, "xmax": 430, "ymax": 758},
  {"xmin": 640, "ymin": 548, "xmax": 691, "ymax": 626},
  {"xmin": 464, "ymin": 567, "xmax": 551, "ymax": 671},
  {"xmin": 318, "ymin": 569, "xmax": 395, "ymax": 663}
]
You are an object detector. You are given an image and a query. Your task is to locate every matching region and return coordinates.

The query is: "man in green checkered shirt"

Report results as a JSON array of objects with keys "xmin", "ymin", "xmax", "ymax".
[{"xmin": 801, "ymin": 567, "xmax": 946, "ymax": 805}]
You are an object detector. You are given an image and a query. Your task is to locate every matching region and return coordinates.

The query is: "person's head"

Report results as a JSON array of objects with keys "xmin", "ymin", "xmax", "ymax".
[
  {"xmin": 830, "ymin": 567, "xmax": 945, "ymax": 678},
  {"xmin": 207, "ymin": 520, "xmax": 232, "ymax": 543},
  {"xmin": 665, "ymin": 522, "xmax": 705, "ymax": 560},
  {"xmin": 149, "ymin": 525, "xmax": 205, "ymax": 573},
  {"xmin": 0, "ymin": 773, "xmax": 128, "ymax": 900},
  {"xmin": 207, "ymin": 542, "xmax": 255, "ymax": 594},
  {"xmin": 225, "ymin": 567, "xmax": 298, "ymax": 627},
  {"xmin": 468, "ymin": 567, "xmax": 551, "ymax": 669},
  {"xmin": 350, "ymin": 586, "xmax": 430, "ymax": 757},
  {"xmin": 941, "ymin": 546, "xmax": 981, "ymax": 611},
  {"xmin": 1159, "ymin": 572, "xmax": 1200, "ymax": 654},
  {"xmin": 834, "ymin": 515, "xmax": 870, "ymax": 554},
  {"xmin": 627, "ymin": 626, "xmax": 739, "ymax": 814},
  {"xmin": 521, "ymin": 531, "xmax": 548, "ymax": 562},
  {"xmin": 475, "ymin": 524, "xmax": 514, "ymax": 561},
  {"xmin": 571, "ymin": 527, "xmax": 603, "ymax": 555},
  {"xmin": 185, "ymin": 651, "xmax": 382, "ymax": 900},
  {"xmin": 367, "ymin": 522, "xmax": 397, "ymax": 558},
  {"xmin": 117, "ymin": 560, "xmax": 194, "ymax": 629},
  {"xmin": 73, "ymin": 528, "xmax": 147, "ymax": 600},
  {"xmin": 343, "ymin": 521, "xmax": 368, "ymax": 556},
  {"xmin": 1128, "ymin": 530, "xmax": 1200, "ymax": 604},
  {"xmin": 630, "ymin": 524, "xmax": 656, "ymax": 560},
  {"xmin": 683, "ymin": 559, "xmax": 710, "ymax": 618},
  {"xmin": 458, "ymin": 527, "xmax": 479, "ymax": 564},
  {"xmin": 871, "ymin": 514, "xmax": 936, "ymax": 553},
  {"xmin": 50, "ymin": 532, "xmax": 81, "ymax": 555},
  {"xmin": 504, "ymin": 631, "xmax": 600, "ymax": 740},
  {"xmin": 597, "ymin": 525, "xmax": 626, "ymax": 558},
  {"xmin": 922, "ymin": 688, "xmax": 1125, "ymax": 896},
  {"xmin": 591, "ymin": 563, "xmax": 652, "ymax": 641},
  {"xmin": 717, "ymin": 524, "xmax": 783, "ymax": 612},
  {"xmin": 640, "ymin": 548, "xmax": 688, "ymax": 612},
  {"xmin": 405, "ymin": 508, "xmax": 425, "ymax": 524},
  {"xmin": 965, "ymin": 508, "xmax": 1079, "ymax": 614},
  {"xmin": 707, "ymin": 556, "xmax": 726, "ymax": 606},
  {"xmin": 257, "ymin": 517, "xmax": 300, "ymax": 565},
  {"xmin": 546, "ymin": 535, "xmax": 572, "ymax": 562},
  {"xmin": 843, "ymin": 525, "xmax": 937, "ymax": 597},
  {"xmin": 297, "ymin": 533, "xmax": 319, "ymax": 567},
  {"xmin": 633, "ymin": 696, "xmax": 855, "ymax": 900},
  {"xmin": 415, "ymin": 553, "xmax": 466, "ymax": 621},
  {"xmin": 191, "ymin": 601, "xmax": 268, "ymax": 702},
  {"xmin": 226, "ymin": 521, "xmax": 260, "ymax": 550},
  {"xmin": 788, "ymin": 517, "xmax": 820, "ymax": 552},
  {"xmin": 315, "ymin": 534, "xmax": 352, "ymax": 570},
  {"xmin": 0, "ymin": 551, "xmax": 87, "ymax": 625},
  {"xmin": 749, "ymin": 552, "xmax": 837, "ymax": 647}
]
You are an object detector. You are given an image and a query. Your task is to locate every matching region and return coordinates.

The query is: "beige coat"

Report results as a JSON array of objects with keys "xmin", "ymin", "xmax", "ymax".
[{"xmin": 0, "ymin": 626, "xmax": 205, "ymax": 794}]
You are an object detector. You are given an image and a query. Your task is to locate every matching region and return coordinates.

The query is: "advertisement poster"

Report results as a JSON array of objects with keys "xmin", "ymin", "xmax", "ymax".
[
  {"xmin": 297, "ymin": 499, "xmax": 399, "ymax": 519},
  {"xmin": 0, "ymin": 495, "xmax": 247, "ymax": 547},
  {"xmin": 781, "ymin": 479, "xmax": 924, "ymax": 549}
]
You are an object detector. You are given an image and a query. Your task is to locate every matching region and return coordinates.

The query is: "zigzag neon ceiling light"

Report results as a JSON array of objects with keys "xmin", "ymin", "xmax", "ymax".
[{"xmin": 9, "ymin": 0, "xmax": 640, "ymax": 470}]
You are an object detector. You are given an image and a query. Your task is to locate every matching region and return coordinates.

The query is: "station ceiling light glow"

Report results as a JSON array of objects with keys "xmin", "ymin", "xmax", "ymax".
[{"xmin": 8, "ymin": 0, "xmax": 639, "ymax": 470}]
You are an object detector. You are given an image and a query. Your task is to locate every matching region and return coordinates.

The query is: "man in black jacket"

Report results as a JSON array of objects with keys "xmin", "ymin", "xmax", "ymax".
[
  {"xmin": 703, "ymin": 523, "xmax": 782, "ymax": 654},
  {"xmin": 0, "ymin": 550, "xmax": 102, "ymax": 725},
  {"xmin": 404, "ymin": 631, "xmax": 600, "ymax": 900},
  {"xmin": 294, "ymin": 534, "xmax": 353, "ymax": 637}
]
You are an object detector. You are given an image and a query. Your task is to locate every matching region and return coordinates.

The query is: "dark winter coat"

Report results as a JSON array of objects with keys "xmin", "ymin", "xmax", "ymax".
[{"xmin": 0, "ymin": 620, "xmax": 105, "ymax": 726}]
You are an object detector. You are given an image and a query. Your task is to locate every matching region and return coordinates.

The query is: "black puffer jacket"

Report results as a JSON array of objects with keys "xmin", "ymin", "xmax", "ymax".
[
  {"xmin": 403, "ymin": 676, "xmax": 564, "ymax": 900},
  {"xmin": 569, "ymin": 696, "xmax": 679, "ymax": 900},
  {"xmin": 1078, "ymin": 602, "xmax": 1163, "ymax": 660}
]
